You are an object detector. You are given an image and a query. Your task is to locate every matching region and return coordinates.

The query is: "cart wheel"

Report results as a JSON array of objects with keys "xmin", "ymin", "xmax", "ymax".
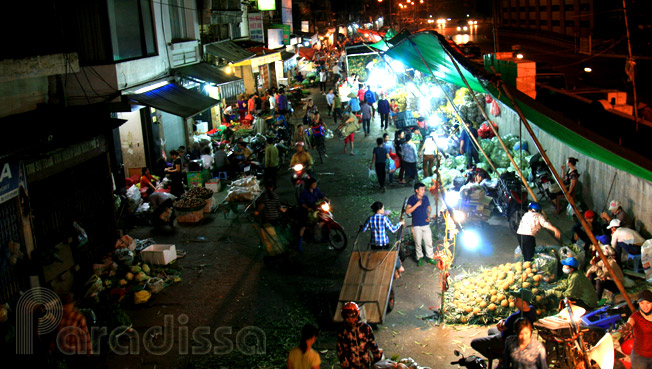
[
  {"xmin": 328, "ymin": 228, "xmax": 348, "ymax": 250},
  {"xmin": 387, "ymin": 289, "xmax": 395, "ymax": 313}
]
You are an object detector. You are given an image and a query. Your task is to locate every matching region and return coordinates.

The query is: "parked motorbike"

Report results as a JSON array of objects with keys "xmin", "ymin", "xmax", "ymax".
[
  {"xmin": 450, "ymin": 350, "xmax": 486, "ymax": 369},
  {"xmin": 482, "ymin": 171, "xmax": 528, "ymax": 233},
  {"xmin": 529, "ymin": 153, "xmax": 556, "ymax": 199},
  {"xmin": 286, "ymin": 200, "xmax": 348, "ymax": 250}
]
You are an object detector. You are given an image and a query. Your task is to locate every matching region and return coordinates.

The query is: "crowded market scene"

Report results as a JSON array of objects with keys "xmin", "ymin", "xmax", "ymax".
[{"xmin": 3, "ymin": 0, "xmax": 652, "ymax": 369}]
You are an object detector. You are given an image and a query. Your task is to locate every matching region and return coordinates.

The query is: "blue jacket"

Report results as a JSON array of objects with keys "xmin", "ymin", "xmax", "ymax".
[{"xmin": 377, "ymin": 99, "xmax": 390, "ymax": 114}]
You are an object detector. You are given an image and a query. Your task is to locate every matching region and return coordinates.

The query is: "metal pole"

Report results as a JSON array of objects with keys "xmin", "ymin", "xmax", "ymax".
[
  {"xmin": 493, "ymin": 71, "xmax": 636, "ymax": 313},
  {"xmin": 440, "ymin": 47, "xmax": 544, "ymax": 212},
  {"xmin": 622, "ymin": 0, "xmax": 639, "ymax": 131}
]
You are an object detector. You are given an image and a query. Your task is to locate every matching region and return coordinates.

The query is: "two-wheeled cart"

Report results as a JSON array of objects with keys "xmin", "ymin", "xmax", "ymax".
[{"xmin": 333, "ymin": 202, "xmax": 408, "ymax": 324}]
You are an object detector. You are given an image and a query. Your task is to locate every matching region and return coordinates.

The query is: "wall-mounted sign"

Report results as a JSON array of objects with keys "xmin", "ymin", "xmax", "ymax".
[
  {"xmin": 268, "ymin": 28, "xmax": 284, "ymax": 49},
  {"xmin": 301, "ymin": 21, "xmax": 309, "ymax": 33},
  {"xmin": 270, "ymin": 24, "xmax": 291, "ymax": 45},
  {"xmin": 257, "ymin": 0, "xmax": 276, "ymax": 11},
  {"xmin": 248, "ymin": 13, "xmax": 264, "ymax": 43},
  {"xmin": 0, "ymin": 161, "xmax": 25, "ymax": 204}
]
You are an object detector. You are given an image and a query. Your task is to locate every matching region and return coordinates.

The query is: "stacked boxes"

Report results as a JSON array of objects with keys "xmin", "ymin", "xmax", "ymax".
[{"xmin": 484, "ymin": 53, "xmax": 537, "ymax": 99}]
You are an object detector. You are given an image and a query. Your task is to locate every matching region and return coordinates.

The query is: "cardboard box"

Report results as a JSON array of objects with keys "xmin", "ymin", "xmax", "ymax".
[
  {"xmin": 141, "ymin": 244, "xmax": 177, "ymax": 265},
  {"xmin": 205, "ymin": 179, "xmax": 221, "ymax": 193}
]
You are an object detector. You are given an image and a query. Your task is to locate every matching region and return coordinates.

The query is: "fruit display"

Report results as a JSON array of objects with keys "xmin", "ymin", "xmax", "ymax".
[
  {"xmin": 388, "ymin": 88, "xmax": 408, "ymax": 111},
  {"xmin": 186, "ymin": 186, "xmax": 214, "ymax": 199},
  {"xmin": 346, "ymin": 55, "xmax": 376, "ymax": 81},
  {"xmin": 445, "ymin": 261, "xmax": 557, "ymax": 324},
  {"xmin": 173, "ymin": 196, "xmax": 207, "ymax": 211}
]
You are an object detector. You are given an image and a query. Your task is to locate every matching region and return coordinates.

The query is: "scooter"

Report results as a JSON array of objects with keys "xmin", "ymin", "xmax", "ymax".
[
  {"xmin": 529, "ymin": 153, "xmax": 554, "ymax": 199},
  {"xmin": 451, "ymin": 350, "xmax": 487, "ymax": 369},
  {"xmin": 285, "ymin": 200, "xmax": 348, "ymax": 250},
  {"xmin": 482, "ymin": 171, "xmax": 528, "ymax": 233},
  {"xmin": 290, "ymin": 163, "xmax": 311, "ymax": 202}
]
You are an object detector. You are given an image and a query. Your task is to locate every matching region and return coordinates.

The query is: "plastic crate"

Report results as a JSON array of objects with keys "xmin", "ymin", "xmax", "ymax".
[
  {"xmin": 580, "ymin": 305, "xmax": 621, "ymax": 330},
  {"xmin": 140, "ymin": 244, "xmax": 177, "ymax": 265}
]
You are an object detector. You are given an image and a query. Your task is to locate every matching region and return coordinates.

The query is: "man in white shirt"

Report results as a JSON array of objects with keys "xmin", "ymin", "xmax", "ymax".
[
  {"xmin": 608, "ymin": 218, "xmax": 645, "ymax": 270},
  {"xmin": 516, "ymin": 202, "xmax": 561, "ymax": 261},
  {"xmin": 319, "ymin": 69, "xmax": 328, "ymax": 92},
  {"xmin": 326, "ymin": 89, "xmax": 335, "ymax": 117},
  {"xmin": 332, "ymin": 64, "xmax": 341, "ymax": 85}
]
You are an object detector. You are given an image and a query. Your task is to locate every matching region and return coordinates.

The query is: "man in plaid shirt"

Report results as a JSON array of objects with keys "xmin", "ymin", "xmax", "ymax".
[
  {"xmin": 55, "ymin": 293, "xmax": 92, "ymax": 355},
  {"xmin": 362, "ymin": 201, "xmax": 404, "ymax": 247},
  {"xmin": 362, "ymin": 201, "xmax": 405, "ymax": 273}
]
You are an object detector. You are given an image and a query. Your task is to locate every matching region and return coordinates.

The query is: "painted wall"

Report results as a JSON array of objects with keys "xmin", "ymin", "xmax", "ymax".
[
  {"xmin": 0, "ymin": 77, "xmax": 48, "ymax": 118},
  {"xmin": 488, "ymin": 100, "xmax": 652, "ymax": 235},
  {"xmin": 159, "ymin": 111, "xmax": 186, "ymax": 154},
  {"xmin": 117, "ymin": 110, "xmax": 146, "ymax": 176}
]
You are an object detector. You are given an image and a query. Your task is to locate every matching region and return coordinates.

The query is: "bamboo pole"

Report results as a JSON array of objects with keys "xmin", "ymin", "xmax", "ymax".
[
  {"xmin": 435, "ymin": 44, "xmax": 546, "ymax": 217},
  {"xmin": 492, "ymin": 69, "xmax": 635, "ymax": 313}
]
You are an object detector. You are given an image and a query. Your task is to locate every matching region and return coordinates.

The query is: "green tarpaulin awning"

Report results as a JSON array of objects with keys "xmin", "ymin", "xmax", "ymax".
[
  {"xmin": 383, "ymin": 30, "xmax": 652, "ymax": 183},
  {"xmin": 370, "ymin": 29, "xmax": 410, "ymax": 52}
]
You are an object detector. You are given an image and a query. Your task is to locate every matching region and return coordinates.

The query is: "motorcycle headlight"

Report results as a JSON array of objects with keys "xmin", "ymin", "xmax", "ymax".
[
  {"xmin": 320, "ymin": 202, "xmax": 330, "ymax": 212},
  {"xmin": 293, "ymin": 164, "xmax": 304, "ymax": 171}
]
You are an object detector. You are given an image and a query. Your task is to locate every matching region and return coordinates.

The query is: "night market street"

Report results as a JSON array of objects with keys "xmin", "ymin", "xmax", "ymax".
[
  {"xmin": 100, "ymin": 85, "xmax": 570, "ymax": 369},
  {"xmin": 3, "ymin": 1, "xmax": 652, "ymax": 369}
]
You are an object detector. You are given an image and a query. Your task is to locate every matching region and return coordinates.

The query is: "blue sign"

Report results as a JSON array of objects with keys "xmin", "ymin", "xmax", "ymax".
[{"xmin": 0, "ymin": 161, "xmax": 23, "ymax": 204}]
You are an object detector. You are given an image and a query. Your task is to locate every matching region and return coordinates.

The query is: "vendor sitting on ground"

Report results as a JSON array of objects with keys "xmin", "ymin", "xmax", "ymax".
[
  {"xmin": 586, "ymin": 241, "xmax": 625, "ymax": 302},
  {"xmin": 608, "ymin": 218, "xmax": 645, "ymax": 270},
  {"xmin": 230, "ymin": 141, "xmax": 252, "ymax": 174},
  {"xmin": 140, "ymin": 167, "xmax": 158, "ymax": 194},
  {"xmin": 546, "ymin": 257, "xmax": 598, "ymax": 310},
  {"xmin": 601, "ymin": 200, "xmax": 634, "ymax": 229},
  {"xmin": 471, "ymin": 288, "xmax": 538, "ymax": 366},
  {"xmin": 570, "ymin": 210, "xmax": 606, "ymax": 254},
  {"xmin": 148, "ymin": 191, "xmax": 176, "ymax": 227}
]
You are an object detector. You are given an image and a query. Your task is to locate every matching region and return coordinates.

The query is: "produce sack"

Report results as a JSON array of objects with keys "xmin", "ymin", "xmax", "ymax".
[
  {"xmin": 490, "ymin": 100, "xmax": 501, "ymax": 116},
  {"xmin": 641, "ymin": 239, "xmax": 652, "ymax": 282}
]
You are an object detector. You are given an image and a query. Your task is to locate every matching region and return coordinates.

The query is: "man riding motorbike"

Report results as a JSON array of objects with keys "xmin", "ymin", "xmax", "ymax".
[
  {"xmin": 290, "ymin": 141, "xmax": 314, "ymax": 179},
  {"xmin": 297, "ymin": 178, "xmax": 328, "ymax": 252}
]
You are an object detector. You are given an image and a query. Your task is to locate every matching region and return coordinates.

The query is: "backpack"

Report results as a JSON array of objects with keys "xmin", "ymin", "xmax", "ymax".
[{"xmin": 365, "ymin": 90, "xmax": 376, "ymax": 104}]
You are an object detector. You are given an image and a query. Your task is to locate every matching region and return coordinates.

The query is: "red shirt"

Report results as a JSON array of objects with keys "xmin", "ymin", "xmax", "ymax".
[
  {"xmin": 357, "ymin": 88, "xmax": 366, "ymax": 102},
  {"xmin": 633, "ymin": 311, "xmax": 652, "ymax": 357},
  {"xmin": 140, "ymin": 174, "xmax": 155, "ymax": 189}
]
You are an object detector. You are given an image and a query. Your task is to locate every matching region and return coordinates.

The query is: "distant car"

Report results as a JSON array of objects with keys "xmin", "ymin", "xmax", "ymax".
[{"xmin": 456, "ymin": 21, "xmax": 469, "ymax": 33}]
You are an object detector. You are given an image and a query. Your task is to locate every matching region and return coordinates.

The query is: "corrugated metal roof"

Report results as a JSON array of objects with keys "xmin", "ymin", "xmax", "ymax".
[
  {"xmin": 129, "ymin": 83, "xmax": 218, "ymax": 119},
  {"xmin": 204, "ymin": 40, "xmax": 255, "ymax": 64},
  {"xmin": 173, "ymin": 63, "xmax": 241, "ymax": 86}
]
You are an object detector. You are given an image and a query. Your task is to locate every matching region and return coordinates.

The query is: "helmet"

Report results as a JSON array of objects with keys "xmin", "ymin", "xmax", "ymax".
[
  {"xmin": 584, "ymin": 210, "xmax": 595, "ymax": 219},
  {"xmin": 528, "ymin": 202, "xmax": 542, "ymax": 212},
  {"xmin": 561, "ymin": 257, "xmax": 579, "ymax": 269},
  {"xmin": 341, "ymin": 302, "xmax": 360, "ymax": 319}
]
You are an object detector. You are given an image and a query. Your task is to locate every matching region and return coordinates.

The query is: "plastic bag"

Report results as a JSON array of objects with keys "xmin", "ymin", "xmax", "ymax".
[
  {"xmin": 369, "ymin": 168, "xmax": 377, "ymax": 182},
  {"xmin": 490, "ymin": 100, "xmax": 501, "ymax": 116},
  {"xmin": 533, "ymin": 253, "xmax": 558, "ymax": 278},
  {"xmin": 641, "ymin": 239, "xmax": 652, "ymax": 282},
  {"xmin": 514, "ymin": 245, "xmax": 523, "ymax": 262}
]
